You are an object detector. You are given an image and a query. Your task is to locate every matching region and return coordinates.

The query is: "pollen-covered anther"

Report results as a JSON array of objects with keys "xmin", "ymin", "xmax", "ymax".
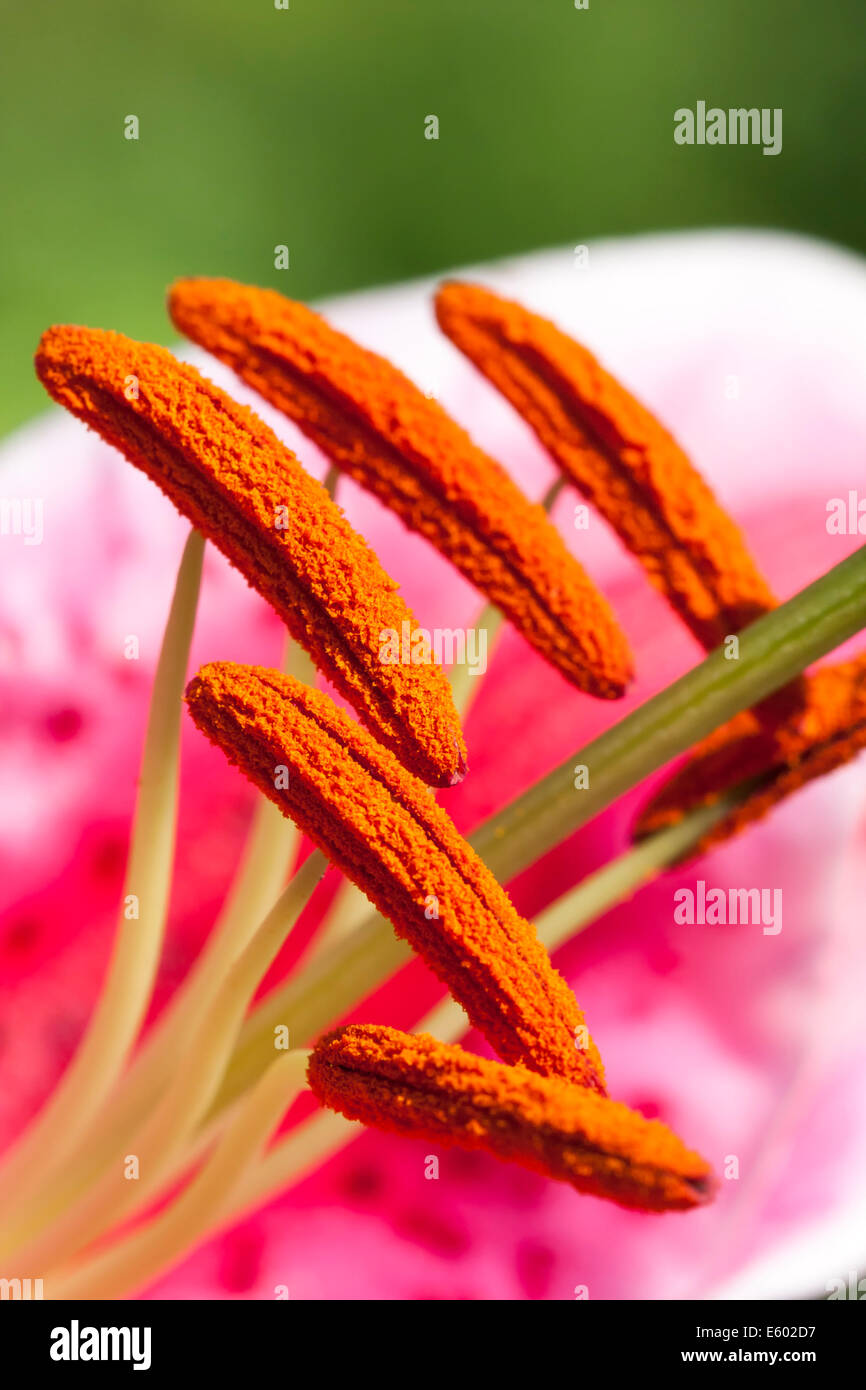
[
  {"xmin": 168, "ymin": 276, "xmax": 634, "ymax": 699},
  {"xmin": 308, "ymin": 1025, "xmax": 715, "ymax": 1213},
  {"xmin": 35, "ymin": 324, "xmax": 465, "ymax": 787},
  {"xmin": 434, "ymin": 280, "xmax": 778, "ymax": 653},
  {"xmin": 185, "ymin": 661, "xmax": 606, "ymax": 1092},
  {"xmin": 635, "ymin": 654, "xmax": 866, "ymax": 854}
]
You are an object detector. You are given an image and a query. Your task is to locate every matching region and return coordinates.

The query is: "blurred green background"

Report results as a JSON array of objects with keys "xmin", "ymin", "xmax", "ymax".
[{"xmin": 1, "ymin": 0, "xmax": 863, "ymax": 437}]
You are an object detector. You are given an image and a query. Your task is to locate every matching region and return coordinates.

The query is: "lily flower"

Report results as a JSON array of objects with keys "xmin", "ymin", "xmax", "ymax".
[{"xmin": 1, "ymin": 230, "xmax": 865, "ymax": 1300}]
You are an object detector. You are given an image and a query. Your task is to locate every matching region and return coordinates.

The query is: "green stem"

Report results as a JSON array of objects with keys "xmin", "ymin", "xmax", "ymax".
[{"xmin": 472, "ymin": 543, "xmax": 866, "ymax": 880}]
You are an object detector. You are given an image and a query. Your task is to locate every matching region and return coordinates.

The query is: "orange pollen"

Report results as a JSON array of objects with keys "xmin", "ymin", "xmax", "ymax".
[
  {"xmin": 434, "ymin": 279, "xmax": 779, "ymax": 654},
  {"xmin": 185, "ymin": 662, "xmax": 606, "ymax": 1092},
  {"xmin": 168, "ymin": 276, "xmax": 634, "ymax": 700},
  {"xmin": 308, "ymin": 1025, "xmax": 715, "ymax": 1213},
  {"xmin": 35, "ymin": 324, "xmax": 466, "ymax": 788}
]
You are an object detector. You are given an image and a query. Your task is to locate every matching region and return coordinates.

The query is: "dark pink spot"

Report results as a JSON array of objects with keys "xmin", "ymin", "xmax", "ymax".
[
  {"xmin": 340, "ymin": 1164, "xmax": 384, "ymax": 1201},
  {"xmin": 44, "ymin": 706, "xmax": 84, "ymax": 743},
  {"xmin": 516, "ymin": 1239, "xmax": 554, "ymax": 1299},
  {"xmin": 628, "ymin": 1095, "xmax": 663, "ymax": 1121},
  {"xmin": 50, "ymin": 1013, "xmax": 84, "ymax": 1070},
  {"xmin": 3, "ymin": 915, "xmax": 42, "ymax": 955},
  {"xmin": 90, "ymin": 835, "xmax": 126, "ymax": 881},
  {"xmin": 647, "ymin": 940, "xmax": 680, "ymax": 976},
  {"xmin": 395, "ymin": 1206, "xmax": 471, "ymax": 1257},
  {"xmin": 219, "ymin": 1227, "xmax": 264, "ymax": 1294}
]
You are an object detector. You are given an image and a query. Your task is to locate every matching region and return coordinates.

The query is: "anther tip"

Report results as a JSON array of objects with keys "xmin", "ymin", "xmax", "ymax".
[{"xmin": 682, "ymin": 1171, "xmax": 717, "ymax": 1207}]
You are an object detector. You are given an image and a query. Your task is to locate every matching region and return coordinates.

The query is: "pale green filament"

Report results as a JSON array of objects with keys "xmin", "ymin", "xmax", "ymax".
[{"xmin": 0, "ymin": 529, "xmax": 204, "ymax": 1210}]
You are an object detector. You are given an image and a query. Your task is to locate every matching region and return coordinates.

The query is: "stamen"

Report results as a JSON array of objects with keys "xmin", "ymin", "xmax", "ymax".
[
  {"xmin": 635, "ymin": 654, "xmax": 866, "ymax": 854},
  {"xmin": 434, "ymin": 280, "xmax": 777, "ymax": 651},
  {"xmin": 168, "ymin": 277, "xmax": 633, "ymax": 699},
  {"xmin": 308, "ymin": 1026, "xmax": 714, "ymax": 1212},
  {"xmin": 185, "ymin": 661, "xmax": 606, "ymax": 1091},
  {"xmin": 35, "ymin": 325, "xmax": 465, "ymax": 788}
]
